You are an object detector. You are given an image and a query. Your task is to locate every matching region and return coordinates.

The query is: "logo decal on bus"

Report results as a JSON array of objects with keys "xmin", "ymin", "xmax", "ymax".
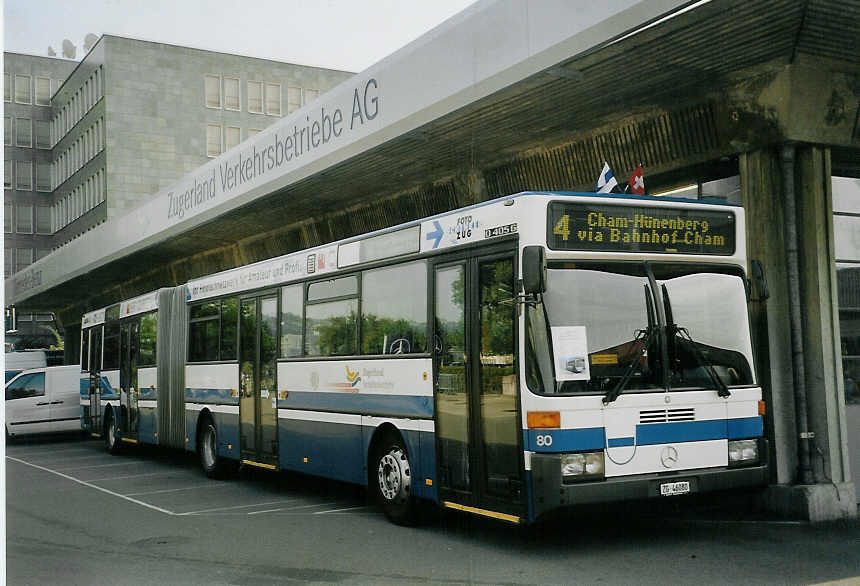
[{"xmin": 345, "ymin": 365, "xmax": 361, "ymax": 387}]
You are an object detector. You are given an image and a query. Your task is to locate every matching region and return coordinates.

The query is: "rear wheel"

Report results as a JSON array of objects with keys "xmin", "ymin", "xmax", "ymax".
[
  {"xmin": 198, "ymin": 417, "xmax": 229, "ymax": 479},
  {"xmin": 104, "ymin": 410, "xmax": 121, "ymax": 454},
  {"xmin": 374, "ymin": 435, "xmax": 418, "ymax": 525}
]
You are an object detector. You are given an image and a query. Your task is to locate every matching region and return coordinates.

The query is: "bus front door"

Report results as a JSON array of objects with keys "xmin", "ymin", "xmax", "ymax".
[
  {"xmin": 433, "ymin": 249, "xmax": 524, "ymax": 521},
  {"xmin": 239, "ymin": 295, "xmax": 279, "ymax": 469},
  {"xmin": 119, "ymin": 320, "xmax": 140, "ymax": 441},
  {"xmin": 87, "ymin": 327, "xmax": 103, "ymax": 434}
]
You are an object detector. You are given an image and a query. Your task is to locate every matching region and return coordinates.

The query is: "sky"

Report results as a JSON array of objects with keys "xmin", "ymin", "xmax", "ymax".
[{"xmin": 4, "ymin": 0, "xmax": 478, "ymax": 72}]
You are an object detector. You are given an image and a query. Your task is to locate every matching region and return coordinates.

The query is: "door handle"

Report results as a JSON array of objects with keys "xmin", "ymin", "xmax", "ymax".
[
  {"xmin": 50, "ymin": 401, "xmax": 63, "ymax": 404},
  {"xmin": 36, "ymin": 402, "xmax": 49, "ymax": 406}
]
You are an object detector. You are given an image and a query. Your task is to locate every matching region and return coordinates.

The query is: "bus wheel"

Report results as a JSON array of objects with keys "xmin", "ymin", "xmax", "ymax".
[
  {"xmin": 199, "ymin": 417, "xmax": 228, "ymax": 479},
  {"xmin": 104, "ymin": 411, "xmax": 121, "ymax": 455},
  {"xmin": 374, "ymin": 436, "xmax": 417, "ymax": 525}
]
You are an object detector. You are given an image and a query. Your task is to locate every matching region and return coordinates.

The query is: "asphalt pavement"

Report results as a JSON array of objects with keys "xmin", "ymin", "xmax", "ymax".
[{"xmin": 5, "ymin": 434, "xmax": 860, "ymax": 585}]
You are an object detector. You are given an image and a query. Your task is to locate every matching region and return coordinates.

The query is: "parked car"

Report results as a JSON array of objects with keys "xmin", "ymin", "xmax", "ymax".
[{"xmin": 5, "ymin": 365, "xmax": 82, "ymax": 439}]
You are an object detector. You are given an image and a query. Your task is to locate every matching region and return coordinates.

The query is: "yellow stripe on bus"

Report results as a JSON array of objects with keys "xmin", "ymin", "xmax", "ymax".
[
  {"xmin": 442, "ymin": 501, "xmax": 520, "ymax": 524},
  {"xmin": 242, "ymin": 459, "xmax": 277, "ymax": 470}
]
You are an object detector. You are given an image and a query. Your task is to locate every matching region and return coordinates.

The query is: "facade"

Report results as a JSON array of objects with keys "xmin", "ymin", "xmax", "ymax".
[
  {"xmin": 4, "ymin": 53, "xmax": 77, "ymax": 278},
  {"xmin": 4, "ymin": 36, "xmax": 354, "ymax": 275}
]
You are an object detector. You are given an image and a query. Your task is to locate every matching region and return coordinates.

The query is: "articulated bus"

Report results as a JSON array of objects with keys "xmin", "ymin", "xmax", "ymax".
[{"xmin": 80, "ymin": 191, "xmax": 767, "ymax": 524}]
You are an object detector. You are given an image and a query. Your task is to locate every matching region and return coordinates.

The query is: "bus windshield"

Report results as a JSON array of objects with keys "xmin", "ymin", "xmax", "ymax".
[{"xmin": 525, "ymin": 262, "xmax": 755, "ymax": 395}]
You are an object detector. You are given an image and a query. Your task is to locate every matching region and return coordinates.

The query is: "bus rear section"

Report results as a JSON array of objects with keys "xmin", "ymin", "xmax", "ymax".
[{"xmin": 521, "ymin": 197, "xmax": 767, "ymax": 521}]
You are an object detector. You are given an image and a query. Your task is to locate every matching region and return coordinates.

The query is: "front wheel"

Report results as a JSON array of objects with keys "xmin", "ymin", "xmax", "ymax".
[
  {"xmin": 198, "ymin": 418, "xmax": 230, "ymax": 479},
  {"xmin": 374, "ymin": 435, "xmax": 418, "ymax": 525}
]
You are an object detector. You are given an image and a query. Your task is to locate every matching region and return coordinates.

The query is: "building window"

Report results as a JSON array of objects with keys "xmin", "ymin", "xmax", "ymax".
[
  {"xmin": 4, "ymin": 202, "xmax": 12, "ymax": 233},
  {"xmin": 3, "ymin": 73, "xmax": 10, "ymax": 102},
  {"xmin": 36, "ymin": 205, "xmax": 51, "ymax": 234},
  {"xmin": 225, "ymin": 126, "xmax": 240, "ymax": 150},
  {"xmin": 16, "ymin": 203, "xmax": 33, "ymax": 233},
  {"xmin": 36, "ymin": 162, "xmax": 52, "ymax": 192},
  {"xmin": 206, "ymin": 124, "xmax": 222, "ymax": 157},
  {"xmin": 248, "ymin": 81, "xmax": 263, "ymax": 114},
  {"xmin": 16, "ymin": 248, "xmax": 33, "ymax": 271},
  {"xmin": 35, "ymin": 77, "xmax": 51, "ymax": 106},
  {"xmin": 265, "ymin": 83, "xmax": 282, "ymax": 116},
  {"xmin": 4, "ymin": 161, "xmax": 11, "ymax": 189},
  {"xmin": 224, "ymin": 77, "xmax": 240, "ymax": 110},
  {"xmin": 4, "ymin": 117, "xmax": 10, "ymax": 145},
  {"xmin": 16, "ymin": 161, "xmax": 32, "ymax": 191},
  {"xmin": 287, "ymin": 87, "xmax": 302, "ymax": 114},
  {"xmin": 247, "ymin": 128, "xmax": 261, "ymax": 139},
  {"xmin": 16, "ymin": 118, "xmax": 32, "ymax": 147},
  {"xmin": 35, "ymin": 120, "xmax": 50, "ymax": 149},
  {"xmin": 205, "ymin": 75, "xmax": 221, "ymax": 109},
  {"xmin": 303, "ymin": 88, "xmax": 319, "ymax": 105},
  {"xmin": 14, "ymin": 74, "xmax": 31, "ymax": 104},
  {"xmin": 5, "ymin": 248, "xmax": 12, "ymax": 277},
  {"xmin": 36, "ymin": 249, "xmax": 50, "ymax": 261}
]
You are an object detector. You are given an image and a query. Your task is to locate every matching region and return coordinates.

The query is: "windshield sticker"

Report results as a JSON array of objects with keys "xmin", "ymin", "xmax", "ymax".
[{"xmin": 551, "ymin": 326, "xmax": 590, "ymax": 381}]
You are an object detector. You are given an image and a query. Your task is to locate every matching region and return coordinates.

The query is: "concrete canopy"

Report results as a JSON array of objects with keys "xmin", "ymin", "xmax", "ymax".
[{"xmin": 6, "ymin": 0, "xmax": 860, "ymax": 323}]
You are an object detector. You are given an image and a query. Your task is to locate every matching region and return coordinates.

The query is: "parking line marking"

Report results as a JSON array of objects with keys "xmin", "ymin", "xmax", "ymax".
[
  {"xmin": 314, "ymin": 505, "xmax": 368, "ymax": 515},
  {"xmin": 125, "ymin": 483, "xmax": 226, "ymax": 497},
  {"xmin": 6, "ymin": 456, "xmax": 177, "ymax": 516},
  {"xmin": 56, "ymin": 461, "xmax": 149, "ymax": 471},
  {"xmin": 248, "ymin": 502, "xmax": 336, "ymax": 515},
  {"xmin": 26, "ymin": 453, "xmax": 116, "ymax": 463},
  {"xmin": 177, "ymin": 500, "xmax": 296, "ymax": 516},
  {"xmin": 88, "ymin": 471, "xmax": 174, "ymax": 482}
]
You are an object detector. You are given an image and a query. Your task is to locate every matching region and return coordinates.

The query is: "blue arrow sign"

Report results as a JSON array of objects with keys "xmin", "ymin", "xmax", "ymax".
[{"xmin": 426, "ymin": 220, "xmax": 443, "ymax": 249}]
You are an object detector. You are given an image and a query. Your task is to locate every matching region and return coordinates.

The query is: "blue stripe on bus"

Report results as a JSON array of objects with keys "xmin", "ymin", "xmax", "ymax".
[
  {"xmin": 139, "ymin": 387, "xmax": 157, "ymax": 400},
  {"xmin": 727, "ymin": 416, "xmax": 763, "ymax": 438},
  {"xmin": 185, "ymin": 387, "xmax": 238, "ymax": 405},
  {"xmin": 526, "ymin": 417, "xmax": 763, "ymax": 452},
  {"xmin": 280, "ymin": 391, "xmax": 433, "ymax": 418},
  {"xmin": 79, "ymin": 376, "xmax": 118, "ymax": 399},
  {"xmin": 524, "ymin": 427, "xmax": 605, "ymax": 452}
]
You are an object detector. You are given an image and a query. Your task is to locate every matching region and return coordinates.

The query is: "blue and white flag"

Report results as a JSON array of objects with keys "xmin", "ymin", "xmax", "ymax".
[{"xmin": 596, "ymin": 162, "xmax": 618, "ymax": 193}]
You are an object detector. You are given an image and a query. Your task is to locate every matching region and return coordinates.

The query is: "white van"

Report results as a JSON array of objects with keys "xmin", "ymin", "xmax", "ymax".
[
  {"xmin": 5, "ymin": 351, "xmax": 48, "ymax": 382},
  {"xmin": 5, "ymin": 365, "xmax": 82, "ymax": 438}
]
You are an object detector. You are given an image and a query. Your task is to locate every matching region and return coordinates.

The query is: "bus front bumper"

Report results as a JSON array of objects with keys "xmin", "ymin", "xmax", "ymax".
[{"xmin": 529, "ymin": 447, "xmax": 769, "ymax": 521}]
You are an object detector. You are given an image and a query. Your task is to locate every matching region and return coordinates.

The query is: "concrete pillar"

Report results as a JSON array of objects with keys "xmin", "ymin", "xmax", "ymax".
[
  {"xmin": 743, "ymin": 145, "xmax": 856, "ymax": 520},
  {"xmin": 64, "ymin": 322, "xmax": 80, "ymax": 367},
  {"xmin": 740, "ymin": 149, "xmax": 797, "ymax": 484},
  {"xmin": 794, "ymin": 146, "xmax": 855, "ymax": 503}
]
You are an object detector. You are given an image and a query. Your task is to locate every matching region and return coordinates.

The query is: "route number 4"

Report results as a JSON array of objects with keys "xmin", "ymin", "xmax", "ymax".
[{"xmin": 553, "ymin": 215, "xmax": 570, "ymax": 241}]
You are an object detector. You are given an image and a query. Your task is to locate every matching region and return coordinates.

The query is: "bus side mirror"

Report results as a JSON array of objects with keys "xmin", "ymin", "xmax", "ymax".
[
  {"xmin": 750, "ymin": 259, "xmax": 770, "ymax": 301},
  {"xmin": 522, "ymin": 246, "xmax": 546, "ymax": 295}
]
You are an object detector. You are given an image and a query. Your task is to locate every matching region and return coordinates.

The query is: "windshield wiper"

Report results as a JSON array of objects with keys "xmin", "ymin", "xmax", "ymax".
[
  {"xmin": 603, "ymin": 284, "xmax": 656, "ymax": 405},
  {"xmin": 661, "ymin": 284, "xmax": 730, "ymax": 398}
]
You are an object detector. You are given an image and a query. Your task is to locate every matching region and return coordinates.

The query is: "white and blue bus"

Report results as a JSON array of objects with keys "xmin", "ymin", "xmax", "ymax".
[{"xmin": 80, "ymin": 191, "xmax": 768, "ymax": 524}]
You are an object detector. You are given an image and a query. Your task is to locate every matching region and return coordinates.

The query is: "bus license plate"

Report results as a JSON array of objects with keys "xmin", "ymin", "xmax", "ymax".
[{"xmin": 660, "ymin": 481, "xmax": 691, "ymax": 496}]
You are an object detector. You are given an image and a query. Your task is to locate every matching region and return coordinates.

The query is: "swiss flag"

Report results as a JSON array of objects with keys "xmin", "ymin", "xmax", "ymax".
[{"xmin": 629, "ymin": 165, "xmax": 645, "ymax": 195}]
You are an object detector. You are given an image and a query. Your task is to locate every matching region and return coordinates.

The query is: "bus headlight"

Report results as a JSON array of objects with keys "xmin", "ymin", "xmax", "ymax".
[
  {"xmin": 561, "ymin": 451, "xmax": 605, "ymax": 482},
  {"xmin": 728, "ymin": 439, "xmax": 759, "ymax": 466}
]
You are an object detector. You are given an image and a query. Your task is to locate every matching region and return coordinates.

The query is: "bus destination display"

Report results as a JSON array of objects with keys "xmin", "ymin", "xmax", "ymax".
[{"xmin": 547, "ymin": 202, "xmax": 735, "ymax": 255}]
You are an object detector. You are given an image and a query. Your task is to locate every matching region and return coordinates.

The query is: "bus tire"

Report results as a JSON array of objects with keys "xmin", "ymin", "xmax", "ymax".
[
  {"xmin": 198, "ymin": 416, "xmax": 229, "ymax": 479},
  {"xmin": 373, "ymin": 434, "xmax": 418, "ymax": 525},
  {"xmin": 104, "ymin": 410, "xmax": 121, "ymax": 455}
]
